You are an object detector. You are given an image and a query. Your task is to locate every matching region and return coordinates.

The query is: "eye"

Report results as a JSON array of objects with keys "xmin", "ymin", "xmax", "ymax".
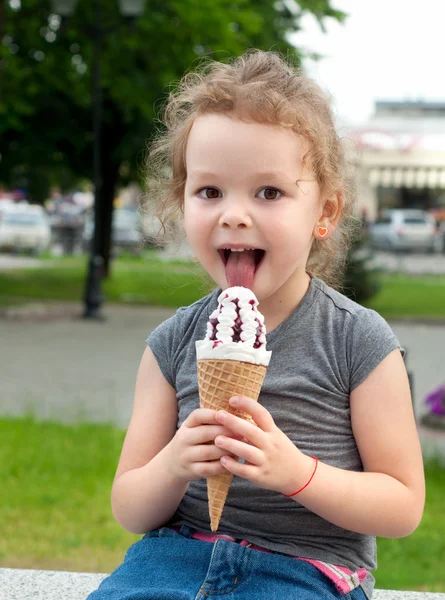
[
  {"xmin": 257, "ymin": 187, "xmax": 283, "ymax": 201},
  {"xmin": 197, "ymin": 187, "xmax": 221, "ymax": 200}
]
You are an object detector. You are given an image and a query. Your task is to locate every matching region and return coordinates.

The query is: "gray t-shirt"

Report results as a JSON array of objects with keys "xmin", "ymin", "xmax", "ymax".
[{"xmin": 147, "ymin": 276, "xmax": 402, "ymax": 599}]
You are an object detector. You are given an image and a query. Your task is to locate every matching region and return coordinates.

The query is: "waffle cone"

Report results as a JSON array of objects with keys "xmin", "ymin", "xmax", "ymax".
[{"xmin": 197, "ymin": 358, "xmax": 267, "ymax": 531}]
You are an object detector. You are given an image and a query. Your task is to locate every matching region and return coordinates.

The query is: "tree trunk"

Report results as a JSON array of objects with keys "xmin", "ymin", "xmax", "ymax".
[
  {"xmin": 0, "ymin": 0, "xmax": 5, "ymax": 105},
  {"xmin": 98, "ymin": 95, "xmax": 126, "ymax": 278},
  {"xmin": 100, "ymin": 153, "xmax": 119, "ymax": 278}
]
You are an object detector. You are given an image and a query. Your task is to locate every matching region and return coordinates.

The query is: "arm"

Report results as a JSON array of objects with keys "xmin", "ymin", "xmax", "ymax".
[
  {"xmin": 112, "ymin": 346, "xmax": 239, "ymax": 534},
  {"xmin": 111, "ymin": 346, "xmax": 187, "ymax": 534},
  {"xmin": 294, "ymin": 348, "xmax": 425, "ymax": 538},
  {"xmin": 214, "ymin": 349, "xmax": 425, "ymax": 538}
]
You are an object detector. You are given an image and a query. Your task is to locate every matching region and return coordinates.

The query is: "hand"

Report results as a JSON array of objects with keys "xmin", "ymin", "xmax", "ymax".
[
  {"xmin": 214, "ymin": 396, "xmax": 313, "ymax": 496},
  {"xmin": 165, "ymin": 408, "xmax": 241, "ymax": 485}
]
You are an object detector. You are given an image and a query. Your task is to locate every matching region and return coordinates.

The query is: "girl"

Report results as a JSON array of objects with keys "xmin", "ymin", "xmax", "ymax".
[{"xmin": 87, "ymin": 50, "xmax": 425, "ymax": 600}]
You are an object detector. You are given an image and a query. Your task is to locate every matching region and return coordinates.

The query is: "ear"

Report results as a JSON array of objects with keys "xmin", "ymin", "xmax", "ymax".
[
  {"xmin": 321, "ymin": 191, "xmax": 343, "ymax": 227},
  {"xmin": 314, "ymin": 191, "xmax": 344, "ymax": 241}
]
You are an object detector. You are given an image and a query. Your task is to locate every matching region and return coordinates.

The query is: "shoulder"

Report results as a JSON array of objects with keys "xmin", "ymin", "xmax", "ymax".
[
  {"xmin": 312, "ymin": 277, "xmax": 371, "ymax": 317},
  {"xmin": 146, "ymin": 288, "xmax": 219, "ymax": 387},
  {"xmin": 148, "ymin": 288, "xmax": 219, "ymax": 342},
  {"xmin": 311, "ymin": 277, "xmax": 391, "ymax": 333},
  {"xmin": 312, "ymin": 276, "xmax": 402, "ymax": 365},
  {"xmin": 312, "ymin": 278, "xmax": 403, "ymax": 391},
  {"xmin": 174, "ymin": 288, "xmax": 219, "ymax": 331}
]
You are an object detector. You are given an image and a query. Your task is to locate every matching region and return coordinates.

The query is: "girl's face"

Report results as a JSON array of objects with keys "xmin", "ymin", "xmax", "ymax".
[{"xmin": 183, "ymin": 113, "xmax": 324, "ymax": 321}]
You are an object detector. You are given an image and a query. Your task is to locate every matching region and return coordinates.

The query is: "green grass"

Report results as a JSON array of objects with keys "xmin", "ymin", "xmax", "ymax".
[
  {"xmin": 0, "ymin": 255, "xmax": 444, "ymax": 319},
  {"xmin": 376, "ymin": 460, "xmax": 445, "ymax": 592},
  {"xmin": 1, "ymin": 416, "xmax": 444, "ymax": 591},
  {"xmin": 0, "ymin": 254, "xmax": 211, "ymax": 309},
  {"xmin": 366, "ymin": 273, "xmax": 445, "ymax": 320},
  {"xmin": 0, "ymin": 417, "xmax": 137, "ymax": 572}
]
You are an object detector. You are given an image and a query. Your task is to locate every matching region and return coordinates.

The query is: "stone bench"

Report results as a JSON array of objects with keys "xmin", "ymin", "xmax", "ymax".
[{"xmin": 1, "ymin": 568, "xmax": 445, "ymax": 599}]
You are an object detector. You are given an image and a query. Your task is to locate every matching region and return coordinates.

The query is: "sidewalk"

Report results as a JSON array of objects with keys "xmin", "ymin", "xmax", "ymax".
[
  {"xmin": 1, "ymin": 302, "xmax": 444, "ymax": 459},
  {"xmin": 0, "ymin": 303, "xmax": 174, "ymax": 427}
]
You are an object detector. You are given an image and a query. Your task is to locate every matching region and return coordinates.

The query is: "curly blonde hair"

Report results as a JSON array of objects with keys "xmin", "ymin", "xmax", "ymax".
[{"xmin": 142, "ymin": 49, "xmax": 358, "ymax": 289}]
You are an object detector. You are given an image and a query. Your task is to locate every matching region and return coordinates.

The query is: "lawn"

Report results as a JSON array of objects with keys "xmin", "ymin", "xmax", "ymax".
[
  {"xmin": 0, "ymin": 418, "xmax": 138, "ymax": 573},
  {"xmin": 0, "ymin": 253, "xmax": 210, "ymax": 309},
  {"xmin": 1, "ymin": 417, "xmax": 444, "ymax": 592},
  {"xmin": 365, "ymin": 273, "xmax": 445, "ymax": 320},
  {"xmin": 0, "ymin": 253, "xmax": 444, "ymax": 320}
]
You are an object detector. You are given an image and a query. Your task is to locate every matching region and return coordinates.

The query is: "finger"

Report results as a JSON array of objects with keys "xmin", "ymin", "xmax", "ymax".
[
  {"xmin": 183, "ymin": 408, "xmax": 218, "ymax": 428},
  {"xmin": 215, "ymin": 435, "xmax": 263, "ymax": 466},
  {"xmin": 188, "ymin": 425, "xmax": 244, "ymax": 445},
  {"xmin": 229, "ymin": 396, "xmax": 275, "ymax": 432},
  {"xmin": 193, "ymin": 460, "xmax": 233, "ymax": 478},
  {"xmin": 215, "ymin": 410, "xmax": 264, "ymax": 446},
  {"xmin": 189, "ymin": 444, "xmax": 237, "ymax": 463},
  {"xmin": 220, "ymin": 455, "xmax": 257, "ymax": 480}
]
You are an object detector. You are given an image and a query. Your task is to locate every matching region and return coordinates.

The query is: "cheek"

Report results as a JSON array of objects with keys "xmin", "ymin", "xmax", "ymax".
[
  {"xmin": 264, "ymin": 220, "xmax": 313, "ymax": 264},
  {"xmin": 183, "ymin": 203, "xmax": 212, "ymax": 253}
]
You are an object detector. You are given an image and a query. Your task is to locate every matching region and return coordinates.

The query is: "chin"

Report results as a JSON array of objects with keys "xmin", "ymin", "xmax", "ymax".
[{"xmin": 257, "ymin": 269, "xmax": 306, "ymax": 301}]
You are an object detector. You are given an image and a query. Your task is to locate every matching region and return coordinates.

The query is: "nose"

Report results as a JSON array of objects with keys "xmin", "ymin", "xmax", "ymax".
[{"xmin": 218, "ymin": 198, "xmax": 252, "ymax": 229}]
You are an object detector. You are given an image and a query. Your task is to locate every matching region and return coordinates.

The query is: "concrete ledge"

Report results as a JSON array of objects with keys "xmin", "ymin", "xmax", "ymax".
[{"xmin": 1, "ymin": 568, "xmax": 444, "ymax": 599}]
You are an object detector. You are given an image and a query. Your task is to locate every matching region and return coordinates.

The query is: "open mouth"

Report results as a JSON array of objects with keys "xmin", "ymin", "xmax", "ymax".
[{"xmin": 218, "ymin": 248, "xmax": 266, "ymax": 270}]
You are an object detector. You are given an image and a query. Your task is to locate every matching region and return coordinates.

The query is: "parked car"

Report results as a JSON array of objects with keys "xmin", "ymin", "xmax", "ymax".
[
  {"xmin": 82, "ymin": 208, "xmax": 143, "ymax": 255},
  {"xmin": 369, "ymin": 209, "xmax": 439, "ymax": 253},
  {"xmin": 0, "ymin": 198, "xmax": 16, "ymax": 220},
  {"xmin": 0, "ymin": 206, "xmax": 51, "ymax": 254}
]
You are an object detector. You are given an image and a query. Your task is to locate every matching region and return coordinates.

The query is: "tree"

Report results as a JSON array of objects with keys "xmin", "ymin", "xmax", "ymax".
[
  {"xmin": 342, "ymin": 221, "xmax": 382, "ymax": 304},
  {"xmin": 0, "ymin": 0, "xmax": 345, "ymax": 277}
]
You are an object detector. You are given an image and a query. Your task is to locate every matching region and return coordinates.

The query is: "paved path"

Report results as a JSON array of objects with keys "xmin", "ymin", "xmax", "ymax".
[
  {"xmin": 371, "ymin": 250, "xmax": 445, "ymax": 275},
  {"xmin": 0, "ymin": 254, "xmax": 43, "ymax": 270},
  {"xmin": 0, "ymin": 304, "xmax": 174, "ymax": 427},
  {"xmin": 1, "ymin": 303, "xmax": 444, "ymax": 460}
]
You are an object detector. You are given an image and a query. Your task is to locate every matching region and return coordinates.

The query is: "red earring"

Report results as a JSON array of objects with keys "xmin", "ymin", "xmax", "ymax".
[{"xmin": 317, "ymin": 226, "xmax": 328, "ymax": 238}]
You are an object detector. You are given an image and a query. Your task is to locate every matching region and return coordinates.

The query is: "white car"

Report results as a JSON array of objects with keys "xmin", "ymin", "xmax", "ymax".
[
  {"xmin": 0, "ymin": 207, "xmax": 51, "ymax": 254},
  {"xmin": 0, "ymin": 198, "xmax": 16, "ymax": 215},
  {"xmin": 82, "ymin": 208, "xmax": 144, "ymax": 254},
  {"xmin": 369, "ymin": 209, "xmax": 439, "ymax": 253}
]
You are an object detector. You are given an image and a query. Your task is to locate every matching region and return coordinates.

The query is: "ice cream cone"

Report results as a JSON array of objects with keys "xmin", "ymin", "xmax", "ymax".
[{"xmin": 197, "ymin": 358, "xmax": 267, "ymax": 531}]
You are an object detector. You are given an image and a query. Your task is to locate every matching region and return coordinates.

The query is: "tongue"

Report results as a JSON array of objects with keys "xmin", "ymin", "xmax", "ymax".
[{"xmin": 225, "ymin": 250, "xmax": 256, "ymax": 289}]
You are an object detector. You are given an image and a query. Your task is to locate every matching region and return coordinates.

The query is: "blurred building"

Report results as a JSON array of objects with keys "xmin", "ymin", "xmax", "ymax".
[{"xmin": 344, "ymin": 101, "xmax": 445, "ymax": 221}]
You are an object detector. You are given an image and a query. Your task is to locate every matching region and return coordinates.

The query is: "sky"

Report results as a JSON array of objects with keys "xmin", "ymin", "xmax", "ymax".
[{"xmin": 289, "ymin": 0, "xmax": 445, "ymax": 124}]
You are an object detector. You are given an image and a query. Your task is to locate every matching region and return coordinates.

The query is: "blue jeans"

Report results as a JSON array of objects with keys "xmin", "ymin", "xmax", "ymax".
[{"xmin": 87, "ymin": 526, "xmax": 368, "ymax": 600}]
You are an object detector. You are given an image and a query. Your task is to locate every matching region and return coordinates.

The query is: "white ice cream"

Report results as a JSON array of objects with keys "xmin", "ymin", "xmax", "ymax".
[{"xmin": 196, "ymin": 286, "xmax": 272, "ymax": 366}]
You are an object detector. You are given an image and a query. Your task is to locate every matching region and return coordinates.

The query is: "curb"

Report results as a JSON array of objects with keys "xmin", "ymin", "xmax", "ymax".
[{"xmin": 0, "ymin": 302, "xmax": 81, "ymax": 322}]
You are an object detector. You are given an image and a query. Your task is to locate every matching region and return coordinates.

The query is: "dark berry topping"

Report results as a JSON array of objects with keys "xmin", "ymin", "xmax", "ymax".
[
  {"xmin": 232, "ymin": 316, "xmax": 242, "ymax": 342},
  {"xmin": 209, "ymin": 317, "xmax": 218, "ymax": 341}
]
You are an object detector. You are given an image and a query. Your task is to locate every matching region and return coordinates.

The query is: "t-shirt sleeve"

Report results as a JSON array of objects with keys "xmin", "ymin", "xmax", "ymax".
[
  {"xmin": 348, "ymin": 308, "xmax": 404, "ymax": 392},
  {"xmin": 146, "ymin": 309, "xmax": 185, "ymax": 389}
]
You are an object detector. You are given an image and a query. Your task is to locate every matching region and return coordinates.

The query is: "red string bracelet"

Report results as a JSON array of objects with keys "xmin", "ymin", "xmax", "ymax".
[{"xmin": 283, "ymin": 456, "xmax": 318, "ymax": 497}]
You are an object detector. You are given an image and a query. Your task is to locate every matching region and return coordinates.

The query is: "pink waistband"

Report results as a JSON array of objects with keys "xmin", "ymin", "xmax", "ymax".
[
  {"xmin": 178, "ymin": 529, "xmax": 368, "ymax": 595},
  {"xmin": 191, "ymin": 530, "xmax": 271, "ymax": 553}
]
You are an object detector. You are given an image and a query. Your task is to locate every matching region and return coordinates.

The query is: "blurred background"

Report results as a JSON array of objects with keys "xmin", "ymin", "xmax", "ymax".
[{"xmin": 0, "ymin": 0, "xmax": 444, "ymax": 594}]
